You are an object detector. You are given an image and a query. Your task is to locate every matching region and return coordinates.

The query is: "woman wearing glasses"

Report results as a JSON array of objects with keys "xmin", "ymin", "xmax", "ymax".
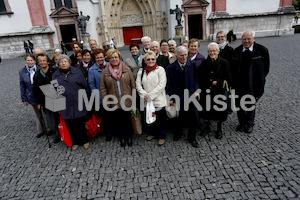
[
  {"xmin": 216, "ymin": 31, "xmax": 234, "ymax": 64},
  {"xmin": 136, "ymin": 51, "xmax": 167, "ymax": 146},
  {"xmin": 198, "ymin": 43, "xmax": 231, "ymax": 139},
  {"xmin": 100, "ymin": 49, "xmax": 136, "ymax": 147}
]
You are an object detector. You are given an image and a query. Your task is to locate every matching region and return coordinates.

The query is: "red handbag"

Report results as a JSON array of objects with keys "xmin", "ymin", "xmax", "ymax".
[
  {"xmin": 58, "ymin": 113, "xmax": 72, "ymax": 147},
  {"xmin": 86, "ymin": 113, "xmax": 104, "ymax": 137}
]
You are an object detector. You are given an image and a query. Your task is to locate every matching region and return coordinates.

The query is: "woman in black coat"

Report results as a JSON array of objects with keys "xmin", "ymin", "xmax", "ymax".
[
  {"xmin": 76, "ymin": 49, "xmax": 94, "ymax": 81},
  {"xmin": 216, "ymin": 31, "xmax": 234, "ymax": 64},
  {"xmin": 198, "ymin": 42, "xmax": 232, "ymax": 139}
]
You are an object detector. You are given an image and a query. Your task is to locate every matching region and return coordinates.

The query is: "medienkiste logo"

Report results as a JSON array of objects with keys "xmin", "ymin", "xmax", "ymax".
[{"xmin": 39, "ymin": 80, "xmax": 66, "ymax": 112}]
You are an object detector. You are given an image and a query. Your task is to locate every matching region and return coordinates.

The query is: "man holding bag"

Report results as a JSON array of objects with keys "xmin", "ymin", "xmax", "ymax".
[{"xmin": 166, "ymin": 46, "xmax": 200, "ymax": 148}]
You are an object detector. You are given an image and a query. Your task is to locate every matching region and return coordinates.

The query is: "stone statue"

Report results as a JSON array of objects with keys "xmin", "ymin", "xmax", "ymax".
[
  {"xmin": 170, "ymin": 5, "xmax": 183, "ymax": 26},
  {"xmin": 77, "ymin": 11, "xmax": 90, "ymax": 34}
]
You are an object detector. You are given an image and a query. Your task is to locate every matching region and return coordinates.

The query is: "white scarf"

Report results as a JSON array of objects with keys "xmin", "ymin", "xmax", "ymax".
[
  {"xmin": 26, "ymin": 64, "xmax": 37, "ymax": 84},
  {"xmin": 218, "ymin": 41, "xmax": 227, "ymax": 50}
]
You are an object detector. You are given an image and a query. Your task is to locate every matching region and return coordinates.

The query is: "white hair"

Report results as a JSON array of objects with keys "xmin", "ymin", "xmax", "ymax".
[
  {"xmin": 175, "ymin": 46, "xmax": 188, "ymax": 55},
  {"xmin": 150, "ymin": 41, "xmax": 159, "ymax": 47},
  {"xmin": 141, "ymin": 36, "xmax": 151, "ymax": 43},
  {"xmin": 207, "ymin": 42, "xmax": 220, "ymax": 51},
  {"xmin": 54, "ymin": 49, "xmax": 62, "ymax": 53},
  {"xmin": 168, "ymin": 39, "xmax": 177, "ymax": 46}
]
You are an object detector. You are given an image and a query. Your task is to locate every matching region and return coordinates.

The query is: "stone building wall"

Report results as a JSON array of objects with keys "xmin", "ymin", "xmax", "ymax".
[
  {"xmin": 0, "ymin": 34, "xmax": 52, "ymax": 59},
  {"xmin": 209, "ymin": 13, "xmax": 295, "ymax": 40}
]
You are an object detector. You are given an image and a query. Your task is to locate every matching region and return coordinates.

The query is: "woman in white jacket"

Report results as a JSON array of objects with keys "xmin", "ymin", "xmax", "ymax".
[{"xmin": 136, "ymin": 51, "xmax": 167, "ymax": 146}]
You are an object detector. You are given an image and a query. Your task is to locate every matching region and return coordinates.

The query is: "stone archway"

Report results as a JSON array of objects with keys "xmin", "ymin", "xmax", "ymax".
[{"xmin": 97, "ymin": 0, "xmax": 167, "ymax": 47}]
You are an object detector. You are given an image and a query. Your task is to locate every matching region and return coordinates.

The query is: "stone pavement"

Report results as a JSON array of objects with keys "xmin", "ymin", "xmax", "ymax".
[{"xmin": 0, "ymin": 35, "xmax": 299, "ymax": 200}]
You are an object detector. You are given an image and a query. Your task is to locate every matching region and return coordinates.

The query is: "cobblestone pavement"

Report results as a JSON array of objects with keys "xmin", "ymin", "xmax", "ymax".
[{"xmin": 0, "ymin": 34, "xmax": 299, "ymax": 200}]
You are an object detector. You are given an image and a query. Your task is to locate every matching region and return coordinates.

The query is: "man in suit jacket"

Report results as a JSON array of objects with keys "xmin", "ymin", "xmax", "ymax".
[
  {"xmin": 232, "ymin": 30, "xmax": 270, "ymax": 133},
  {"xmin": 166, "ymin": 46, "xmax": 200, "ymax": 148}
]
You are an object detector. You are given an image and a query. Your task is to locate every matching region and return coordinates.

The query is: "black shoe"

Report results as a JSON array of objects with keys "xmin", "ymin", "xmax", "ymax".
[
  {"xmin": 36, "ymin": 132, "xmax": 45, "ymax": 138},
  {"xmin": 190, "ymin": 140, "xmax": 199, "ymax": 148},
  {"xmin": 127, "ymin": 138, "xmax": 133, "ymax": 146},
  {"xmin": 215, "ymin": 130, "xmax": 223, "ymax": 139},
  {"xmin": 173, "ymin": 134, "xmax": 182, "ymax": 141},
  {"xmin": 120, "ymin": 138, "xmax": 126, "ymax": 147},
  {"xmin": 200, "ymin": 122, "xmax": 210, "ymax": 136},
  {"xmin": 106, "ymin": 135, "xmax": 112, "ymax": 142},
  {"xmin": 53, "ymin": 133, "xmax": 61, "ymax": 143},
  {"xmin": 245, "ymin": 124, "xmax": 254, "ymax": 133},
  {"xmin": 47, "ymin": 130, "xmax": 55, "ymax": 136},
  {"xmin": 200, "ymin": 128, "xmax": 210, "ymax": 136},
  {"xmin": 236, "ymin": 124, "xmax": 244, "ymax": 132}
]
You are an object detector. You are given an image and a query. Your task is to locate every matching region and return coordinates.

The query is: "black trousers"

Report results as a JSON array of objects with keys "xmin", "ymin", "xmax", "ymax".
[
  {"xmin": 146, "ymin": 107, "xmax": 167, "ymax": 139},
  {"xmin": 65, "ymin": 115, "xmax": 89, "ymax": 145},
  {"xmin": 236, "ymin": 95, "xmax": 256, "ymax": 126},
  {"xmin": 173, "ymin": 104, "xmax": 197, "ymax": 141},
  {"xmin": 106, "ymin": 109, "xmax": 132, "ymax": 139}
]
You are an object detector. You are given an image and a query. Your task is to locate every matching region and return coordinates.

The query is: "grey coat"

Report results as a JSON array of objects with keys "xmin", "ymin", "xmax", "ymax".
[{"xmin": 124, "ymin": 55, "xmax": 144, "ymax": 79}]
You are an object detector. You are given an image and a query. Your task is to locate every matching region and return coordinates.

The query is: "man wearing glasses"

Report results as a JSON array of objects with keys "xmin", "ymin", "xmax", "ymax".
[{"xmin": 232, "ymin": 30, "xmax": 270, "ymax": 134}]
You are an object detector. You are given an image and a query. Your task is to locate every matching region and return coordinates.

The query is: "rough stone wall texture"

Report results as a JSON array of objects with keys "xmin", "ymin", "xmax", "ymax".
[
  {"xmin": 211, "ymin": 14, "xmax": 295, "ymax": 40},
  {"xmin": 0, "ymin": 34, "xmax": 52, "ymax": 59}
]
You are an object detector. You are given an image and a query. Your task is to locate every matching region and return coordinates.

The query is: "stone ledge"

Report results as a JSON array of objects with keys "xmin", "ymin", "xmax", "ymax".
[
  {"xmin": 0, "ymin": 26, "xmax": 54, "ymax": 37},
  {"xmin": 208, "ymin": 8, "xmax": 296, "ymax": 20}
]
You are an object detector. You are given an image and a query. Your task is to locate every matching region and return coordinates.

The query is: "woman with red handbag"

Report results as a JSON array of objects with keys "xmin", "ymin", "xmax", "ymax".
[{"xmin": 52, "ymin": 54, "xmax": 90, "ymax": 150}]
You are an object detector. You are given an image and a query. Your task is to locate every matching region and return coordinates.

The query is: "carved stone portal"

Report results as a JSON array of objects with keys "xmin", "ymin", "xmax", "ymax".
[{"xmin": 120, "ymin": 13, "xmax": 143, "ymax": 27}]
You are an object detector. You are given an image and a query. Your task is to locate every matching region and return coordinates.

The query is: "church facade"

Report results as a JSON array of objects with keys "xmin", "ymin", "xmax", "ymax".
[{"xmin": 0, "ymin": 0, "xmax": 296, "ymax": 58}]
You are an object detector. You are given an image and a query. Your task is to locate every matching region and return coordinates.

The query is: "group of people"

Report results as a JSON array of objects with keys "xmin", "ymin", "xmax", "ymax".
[
  {"xmin": 23, "ymin": 40, "xmax": 34, "ymax": 54},
  {"xmin": 19, "ymin": 30, "xmax": 269, "ymax": 150}
]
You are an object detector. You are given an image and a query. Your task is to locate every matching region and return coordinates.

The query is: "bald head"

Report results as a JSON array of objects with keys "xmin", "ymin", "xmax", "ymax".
[
  {"xmin": 150, "ymin": 41, "xmax": 160, "ymax": 55},
  {"xmin": 33, "ymin": 48, "xmax": 43, "ymax": 57},
  {"xmin": 242, "ymin": 30, "xmax": 255, "ymax": 49}
]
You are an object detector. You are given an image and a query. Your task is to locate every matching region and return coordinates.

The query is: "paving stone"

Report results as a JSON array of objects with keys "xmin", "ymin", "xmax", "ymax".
[{"xmin": 0, "ymin": 35, "xmax": 300, "ymax": 199}]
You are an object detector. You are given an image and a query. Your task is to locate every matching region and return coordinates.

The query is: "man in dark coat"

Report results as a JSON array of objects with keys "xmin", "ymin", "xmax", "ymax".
[
  {"xmin": 232, "ymin": 30, "xmax": 270, "ymax": 133},
  {"xmin": 166, "ymin": 46, "xmax": 200, "ymax": 148}
]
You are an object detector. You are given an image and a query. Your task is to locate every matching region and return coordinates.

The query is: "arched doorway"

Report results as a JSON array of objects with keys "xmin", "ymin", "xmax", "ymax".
[
  {"xmin": 97, "ymin": 0, "xmax": 167, "ymax": 47},
  {"xmin": 120, "ymin": 0, "xmax": 144, "ymax": 45}
]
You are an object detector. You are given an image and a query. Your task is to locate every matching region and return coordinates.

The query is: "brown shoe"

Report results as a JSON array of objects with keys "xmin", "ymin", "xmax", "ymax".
[
  {"xmin": 158, "ymin": 139, "xmax": 165, "ymax": 146},
  {"xmin": 72, "ymin": 145, "xmax": 79, "ymax": 150},
  {"xmin": 83, "ymin": 142, "xmax": 90, "ymax": 149},
  {"xmin": 146, "ymin": 135, "xmax": 155, "ymax": 141}
]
